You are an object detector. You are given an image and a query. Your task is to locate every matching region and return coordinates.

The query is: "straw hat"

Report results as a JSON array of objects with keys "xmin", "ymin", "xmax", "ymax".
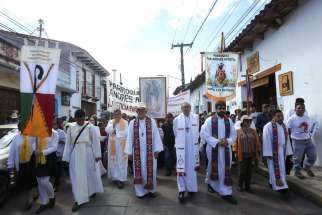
[{"xmin": 240, "ymin": 115, "xmax": 252, "ymax": 122}]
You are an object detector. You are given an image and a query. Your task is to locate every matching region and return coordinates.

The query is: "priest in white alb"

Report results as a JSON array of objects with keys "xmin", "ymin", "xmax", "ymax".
[
  {"xmin": 263, "ymin": 110, "xmax": 293, "ymax": 197},
  {"xmin": 173, "ymin": 102, "xmax": 200, "ymax": 203},
  {"xmin": 106, "ymin": 109, "xmax": 129, "ymax": 189},
  {"xmin": 62, "ymin": 109, "xmax": 104, "ymax": 212},
  {"xmin": 125, "ymin": 102, "xmax": 163, "ymax": 198},
  {"xmin": 201, "ymin": 101, "xmax": 237, "ymax": 205}
]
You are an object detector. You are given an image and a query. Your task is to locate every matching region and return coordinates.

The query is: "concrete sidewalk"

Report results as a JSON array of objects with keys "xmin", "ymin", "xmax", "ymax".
[{"xmin": 256, "ymin": 165, "xmax": 322, "ymax": 207}]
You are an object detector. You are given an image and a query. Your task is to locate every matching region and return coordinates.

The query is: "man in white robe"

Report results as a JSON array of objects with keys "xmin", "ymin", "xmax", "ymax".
[
  {"xmin": 173, "ymin": 102, "xmax": 199, "ymax": 203},
  {"xmin": 263, "ymin": 110, "xmax": 293, "ymax": 197},
  {"xmin": 125, "ymin": 103, "xmax": 163, "ymax": 198},
  {"xmin": 62, "ymin": 109, "xmax": 104, "ymax": 212},
  {"xmin": 106, "ymin": 109, "xmax": 129, "ymax": 188},
  {"xmin": 201, "ymin": 101, "xmax": 237, "ymax": 205}
]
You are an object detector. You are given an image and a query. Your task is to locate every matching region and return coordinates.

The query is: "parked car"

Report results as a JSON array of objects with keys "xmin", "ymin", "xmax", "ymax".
[{"xmin": 0, "ymin": 124, "xmax": 18, "ymax": 205}]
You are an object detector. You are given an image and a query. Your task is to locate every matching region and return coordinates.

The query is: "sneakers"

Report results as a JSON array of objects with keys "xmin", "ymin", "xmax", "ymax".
[
  {"xmin": 295, "ymin": 171, "xmax": 306, "ymax": 179},
  {"xmin": 117, "ymin": 181, "xmax": 125, "ymax": 189},
  {"xmin": 304, "ymin": 168, "xmax": 315, "ymax": 177}
]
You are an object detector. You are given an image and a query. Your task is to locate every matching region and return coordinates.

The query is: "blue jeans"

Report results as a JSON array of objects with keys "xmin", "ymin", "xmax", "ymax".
[
  {"xmin": 293, "ymin": 139, "xmax": 317, "ymax": 172},
  {"xmin": 164, "ymin": 145, "xmax": 176, "ymax": 172}
]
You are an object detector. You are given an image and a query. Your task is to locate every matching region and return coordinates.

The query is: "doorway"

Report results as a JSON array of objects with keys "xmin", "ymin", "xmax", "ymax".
[{"xmin": 252, "ymin": 74, "xmax": 277, "ymax": 111}]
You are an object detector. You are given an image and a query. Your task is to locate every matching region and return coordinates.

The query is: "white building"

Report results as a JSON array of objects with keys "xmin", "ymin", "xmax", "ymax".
[
  {"xmin": 0, "ymin": 30, "xmax": 109, "ymax": 121},
  {"xmin": 227, "ymin": 0, "xmax": 322, "ymax": 165},
  {"xmin": 174, "ymin": 0, "xmax": 322, "ymax": 165}
]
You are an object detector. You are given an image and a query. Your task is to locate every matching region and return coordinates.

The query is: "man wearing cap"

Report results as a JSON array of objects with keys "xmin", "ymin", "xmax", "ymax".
[
  {"xmin": 201, "ymin": 101, "xmax": 237, "ymax": 205},
  {"xmin": 263, "ymin": 110, "xmax": 293, "ymax": 197},
  {"xmin": 62, "ymin": 109, "xmax": 104, "ymax": 212},
  {"xmin": 173, "ymin": 102, "xmax": 200, "ymax": 203},
  {"xmin": 125, "ymin": 102, "xmax": 163, "ymax": 198},
  {"xmin": 106, "ymin": 109, "xmax": 129, "ymax": 189}
]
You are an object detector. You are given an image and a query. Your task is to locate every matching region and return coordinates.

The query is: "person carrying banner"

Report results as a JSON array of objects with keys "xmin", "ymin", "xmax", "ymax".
[
  {"xmin": 125, "ymin": 102, "xmax": 163, "ymax": 198},
  {"xmin": 34, "ymin": 126, "xmax": 58, "ymax": 214},
  {"xmin": 106, "ymin": 109, "xmax": 129, "ymax": 189},
  {"xmin": 62, "ymin": 109, "xmax": 104, "ymax": 212},
  {"xmin": 7, "ymin": 123, "xmax": 37, "ymax": 211},
  {"xmin": 173, "ymin": 102, "xmax": 200, "ymax": 204},
  {"xmin": 201, "ymin": 101, "xmax": 237, "ymax": 205},
  {"xmin": 263, "ymin": 110, "xmax": 293, "ymax": 197}
]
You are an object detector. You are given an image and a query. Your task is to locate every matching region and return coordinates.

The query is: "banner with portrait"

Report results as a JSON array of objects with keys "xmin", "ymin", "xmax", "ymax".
[
  {"xmin": 205, "ymin": 52, "xmax": 239, "ymax": 101},
  {"xmin": 139, "ymin": 77, "xmax": 167, "ymax": 118}
]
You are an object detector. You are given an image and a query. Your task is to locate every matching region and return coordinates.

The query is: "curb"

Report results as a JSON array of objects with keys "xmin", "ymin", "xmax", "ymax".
[{"xmin": 255, "ymin": 165, "xmax": 322, "ymax": 207}]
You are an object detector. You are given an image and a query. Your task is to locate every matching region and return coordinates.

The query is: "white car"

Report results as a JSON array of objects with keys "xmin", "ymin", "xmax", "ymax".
[{"xmin": 0, "ymin": 124, "xmax": 18, "ymax": 205}]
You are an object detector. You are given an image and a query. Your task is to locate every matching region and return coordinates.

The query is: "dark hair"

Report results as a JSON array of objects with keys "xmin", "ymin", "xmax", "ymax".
[
  {"xmin": 74, "ymin": 109, "xmax": 86, "ymax": 118},
  {"xmin": 166, "ymin": 113, "xmax": 173, "ymax": 118},
  {"xmin": 251, "ymin": 103, "xmax": 256, "ymax": 108},
  {"xmin": 114, "ymin": 109, "xmax": 121, "ymax": 114},
  {"xmin": 295, "ymin": 98, "xmax": 305, "ymax": 105},
  {"xmin": 215, "ymin": 101, "xmax": 226, "ymax": 109},
  {"xmin": 225, "ymin": 111, "xmax": 230, "ymax": 115},
  {"xmin": 272, "ymin": 109, "xmax": 283, "ymax": 116}
]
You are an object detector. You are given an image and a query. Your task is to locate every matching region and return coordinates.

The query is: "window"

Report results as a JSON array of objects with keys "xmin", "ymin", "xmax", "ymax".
[{"xmin": 61, "ymin": 92, "xmax": 70, "ymax": 106}]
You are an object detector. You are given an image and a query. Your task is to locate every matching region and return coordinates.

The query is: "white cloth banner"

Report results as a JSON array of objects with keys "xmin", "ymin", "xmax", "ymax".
[
  {"xmin": 20, "ymin": 45, "xmax": 61, "ymax": 94},
  {"xmin": 167, "ymin": 91, "xmax": 190, "ymax": 116}
]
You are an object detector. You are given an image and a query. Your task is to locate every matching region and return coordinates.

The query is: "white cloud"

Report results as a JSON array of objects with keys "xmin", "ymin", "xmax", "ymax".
[{"xmin": 0, "ymin": 0, "xmax": 235, "ymax": 95}]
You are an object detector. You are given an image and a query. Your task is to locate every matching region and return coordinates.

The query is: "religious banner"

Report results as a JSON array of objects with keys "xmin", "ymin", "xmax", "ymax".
[
  {"xmin": 108, "ymin": 80, "xmax": 140, "ymax": 116},
  {"xmin": 205, "ymin": 52, "xmax": 239, "ymax": 100},
  {"xmin": 167, "ymin": 90, "xmax": 190, "ymax": 116},
  {"xmin": 20, "ymin": 45, "xmax": 61, "ymax": 137},
  {"xmin": 139, "ymin": 77, "xmax": 167, "ymax": 118}
]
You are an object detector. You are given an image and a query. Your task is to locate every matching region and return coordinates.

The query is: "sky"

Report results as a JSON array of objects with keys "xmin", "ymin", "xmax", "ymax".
[{"xmin": 0, "ymin": 0, "xmax": 270, "ymax": 95}]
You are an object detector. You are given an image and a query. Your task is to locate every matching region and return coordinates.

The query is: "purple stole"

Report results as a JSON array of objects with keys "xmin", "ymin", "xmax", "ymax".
[
  {"xmin": 211, "ymin": 116, "xmax": 232, "ymax": 186},
  {"xmin": 133, "ymin": 117, "xmax": 154, "ymax": 190},
  {"xmin": 271, "ymin": 122, "xmax": 288, "ymax": 187}
]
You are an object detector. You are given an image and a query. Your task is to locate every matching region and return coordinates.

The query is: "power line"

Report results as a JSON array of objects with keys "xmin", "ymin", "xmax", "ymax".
[
  {"xmin": 0, "ymin": 7, "xmax": 35, "ymax": 30},
  {"xmin": 203, "ymin": 0, "xmax": 242, "ymax": 51},
  {"xmin": 190, "ymin": 0, "xmax": 219, "ymax": 46},
  {"xmin": 0, "ymin": 10, "xmax": 33, "ymax": 34},
  {"xmin": 182, "ymin": 0, "xmax": 199, "ymax": 42},
  {"xmin": 171, "ymin": 0, "xmax": 186, "ymax": 45}
]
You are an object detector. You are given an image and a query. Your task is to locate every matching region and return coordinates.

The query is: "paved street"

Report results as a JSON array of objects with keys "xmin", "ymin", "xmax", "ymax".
[{"xmin": 1, "ymin": 168, "xmax": 321, "ymax": 215}]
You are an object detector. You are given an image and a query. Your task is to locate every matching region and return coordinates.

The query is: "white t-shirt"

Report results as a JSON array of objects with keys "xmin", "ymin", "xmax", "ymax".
[{"xmin": 287, "ymin": 114, "xmax": 311, "ymax": 140}]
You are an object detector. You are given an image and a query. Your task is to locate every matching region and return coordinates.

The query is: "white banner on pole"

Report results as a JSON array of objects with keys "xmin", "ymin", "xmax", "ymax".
[{"xmin": 167, "ymin": 90, "xmax": 190, "ymax": 116}]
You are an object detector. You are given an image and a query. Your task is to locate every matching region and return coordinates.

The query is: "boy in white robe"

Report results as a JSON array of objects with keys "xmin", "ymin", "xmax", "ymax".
[
  {"xmin": 106, "ymin": 109, "xmax": 129, "ymax": 188},
  {"xmin": 263, "ymin": 110, "xmax": 293, "ymax": 197},
  {"xmin": 125, "ymin": 103, "xmax": 163, "ymax": 198},
  {"xmin": 62, "ymin": 109, "xmax": 104, "ymax": 212},
  {"xmin": 201, "ymin": 101, "xmax": 237, "ymax": 205},
  {"xmin": 173, "ymin": 102, "xmax": 199, "ymax": 203}
]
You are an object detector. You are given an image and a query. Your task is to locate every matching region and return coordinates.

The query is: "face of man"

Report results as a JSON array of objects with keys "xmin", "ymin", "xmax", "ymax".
[
  {"xmin": 295, "ymin": 104, "xmax": 305, "ymax": 116},
  {"xmin": 75, "ymin": 116, "xmax": 85, "ymax": 126},
  {"xmin": 114, "ymin": 111, "xmax": 122, "ymax": 121},
  {"xmin": 250, "ymin": 105, "xmax": 256, "ymax": 113},
  {"xmin": 262, "ymin": 105, "xmax": 269, "ymax": 113},
  {"xmin": 137, "ymin": 108, "xmax": 147, "ymax": 119},
  {"xmin": 52, "ymin": 120, "xmax": 58, "ymax": 129},
  {"xmin": 216, "ymin": 105, "xmax": 226, "ymax": 118},
  {"xmin": 274, "ymin": 112, "xmax": 284, "ymax": 124},
  {"xmin": 181, "ymin": 104, "xmax": 191, "ymax": 116}
]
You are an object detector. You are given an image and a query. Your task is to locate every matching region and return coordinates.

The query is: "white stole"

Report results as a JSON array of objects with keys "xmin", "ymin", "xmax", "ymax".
[{"xmin": 175, "ymin": 113, "xmax": 200, "ymax": 175}]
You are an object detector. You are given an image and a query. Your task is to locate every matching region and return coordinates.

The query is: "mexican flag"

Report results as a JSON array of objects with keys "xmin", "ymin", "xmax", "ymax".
[{"xmin": 20, "ymin": 45, "xmax": 61, "ymax": 137}]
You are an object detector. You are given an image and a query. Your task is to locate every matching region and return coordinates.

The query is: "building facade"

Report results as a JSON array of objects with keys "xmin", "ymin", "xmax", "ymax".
[{"xmin": 0, "ymin": 30, "xmax": 109, "ymax": 123}]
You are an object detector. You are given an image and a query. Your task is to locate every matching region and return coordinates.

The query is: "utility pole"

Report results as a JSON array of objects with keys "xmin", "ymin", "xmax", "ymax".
[
  {"xmin": 171, "ymin": 43, "xmax": 192, "ymax": 87},
  {"xmin": 38, "ymin": 19, "xmax": 44, "ymax": 38}
]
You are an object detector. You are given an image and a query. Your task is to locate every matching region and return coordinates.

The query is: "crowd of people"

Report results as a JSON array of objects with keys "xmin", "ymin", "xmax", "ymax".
[{"xmin": 6, "ymin": 97, "xmax": 319, "ymax": 213}]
